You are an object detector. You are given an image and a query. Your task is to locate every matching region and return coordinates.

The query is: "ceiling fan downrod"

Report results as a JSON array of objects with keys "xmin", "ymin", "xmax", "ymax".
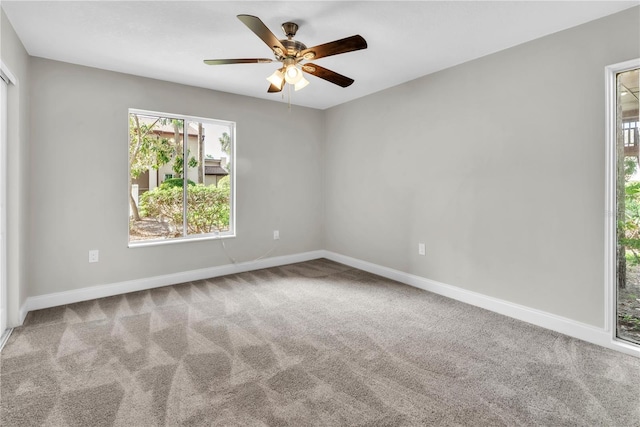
[{"xmin": 281, "ymin": 22, "xmax": 298, "ymax": 39}]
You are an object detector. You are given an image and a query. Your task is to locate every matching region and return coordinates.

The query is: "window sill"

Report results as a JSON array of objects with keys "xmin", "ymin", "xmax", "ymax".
[{"xmin": 128, "ymin": 232, "xmax": 236, "ymax": 248}]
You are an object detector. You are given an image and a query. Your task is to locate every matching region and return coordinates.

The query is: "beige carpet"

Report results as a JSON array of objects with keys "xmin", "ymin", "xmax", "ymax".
[{"xmin": 1, "ymin": 259, "xmax": 639, "ymax": 426}]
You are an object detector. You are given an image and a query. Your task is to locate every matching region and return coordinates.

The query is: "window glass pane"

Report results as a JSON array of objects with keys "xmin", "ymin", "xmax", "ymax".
[
  {"xmin": 616, "ymin": 68, "xmax": 640, "ymax": 346},
  {"xmin": 185, "ymin": 121, "xmax": 232, "ymax": 236}
]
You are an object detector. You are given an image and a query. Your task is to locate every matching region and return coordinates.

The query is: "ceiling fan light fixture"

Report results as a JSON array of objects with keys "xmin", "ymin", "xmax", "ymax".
[
  {"xmin": 284, "ymin": 64, "xmax": 303, "ymax": 84},
  {"xmin": 294, "ymin": 76, "xmax": 310, "ymax": 91},
  {"xmin": 266, "ymin": 68, "xmax": 284, "ymax": 86}
]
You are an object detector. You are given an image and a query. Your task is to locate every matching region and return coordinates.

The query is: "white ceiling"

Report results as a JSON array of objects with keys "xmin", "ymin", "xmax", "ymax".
[{"xmin": 3, "ymin": 1, "xmax": 638, "ymax": 110}]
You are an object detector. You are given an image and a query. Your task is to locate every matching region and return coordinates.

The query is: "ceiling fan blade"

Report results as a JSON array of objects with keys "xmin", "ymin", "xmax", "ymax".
[
  {"xmin": 302, "ymin": 63, "xmax": 355, "ymax": 88},
  {"xmin": 299, "ymin": 35, "xmax": 367, "ymax": 61},
  {"xmin": 204, "ymin": 58, "xmax": 273, "ymax": 65},
  {"xmin": 237, "ymin": 15, "xmax": 288, "ymax": 57}
]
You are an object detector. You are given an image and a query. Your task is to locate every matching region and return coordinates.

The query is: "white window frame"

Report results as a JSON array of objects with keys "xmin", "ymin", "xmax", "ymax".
[
  {"xmin": 128, "ymin": 108, "xmax": 236, "ymax": 247},
  {"xmin": 604, "ymin": 58, "xmax": 640, "ymax": 355}
]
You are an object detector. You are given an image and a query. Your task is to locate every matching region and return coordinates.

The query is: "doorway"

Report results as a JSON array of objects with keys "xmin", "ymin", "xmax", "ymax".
[{"xmin": 0, "ymin": 69, "xmax": 8, "ymax": 345}]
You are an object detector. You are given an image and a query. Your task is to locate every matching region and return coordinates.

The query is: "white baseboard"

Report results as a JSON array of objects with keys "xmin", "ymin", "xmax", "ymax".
[
  {"xmin": 17, "ymin": 249, "xmax": 639, "ymax": 358},
  {"xmin": 322, "ymin": 251, "xmax": 640, "ymax": 358},
  {"xmin": 19, "ymin": 250, "xmax": 325, "ymax": 325}
]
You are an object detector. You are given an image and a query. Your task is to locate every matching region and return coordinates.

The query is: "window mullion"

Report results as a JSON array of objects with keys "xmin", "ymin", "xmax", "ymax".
[{"xmin": 182, "ymin": 120, "xmax": 188, "ymax": 237}]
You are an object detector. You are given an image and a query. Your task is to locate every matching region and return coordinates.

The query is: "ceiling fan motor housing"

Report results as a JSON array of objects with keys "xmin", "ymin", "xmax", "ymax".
[{"xmin": 279, "ymin": 39, "xmax": 307, "ymax": 58}]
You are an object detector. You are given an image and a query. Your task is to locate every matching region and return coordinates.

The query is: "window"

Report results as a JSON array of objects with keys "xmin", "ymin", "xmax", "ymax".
[
  {"xmin": 609, "ymin": 64, "xmax": 640, "ymax": 347},
  {"xmin": 128, "ymin": 109, "xmax": 235, "ymax": 245}
]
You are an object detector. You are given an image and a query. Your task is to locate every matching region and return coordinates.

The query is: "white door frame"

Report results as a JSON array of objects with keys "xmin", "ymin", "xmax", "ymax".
[
  {"xmin": 0, "ymin": 60, "xmax": 17, "ymax": 350},
  {"xmin": 604, "ymin": 58, "xmax": 640, "ymax": 352},
  {"xmin": 0, "ymin": 66, "xmax": 9, "ymax": 342}
]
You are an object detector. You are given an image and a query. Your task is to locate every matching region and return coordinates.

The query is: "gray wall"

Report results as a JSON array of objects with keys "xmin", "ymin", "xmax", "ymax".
[
  {"xmin": 27, "ymin": 58, "xmax": 324, "ymax": 298},
  {"xmin": 1, "ymin": 9, "xmax": 30, "ymax": 327},
  {"xmin": 324, "ymin": 8, "xmax": 640, "ymax": 328}
]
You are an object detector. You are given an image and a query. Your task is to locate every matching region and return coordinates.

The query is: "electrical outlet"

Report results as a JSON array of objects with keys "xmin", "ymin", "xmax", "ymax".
[
  {"xmin": 418, "ymin": 243, "xmax": 426, "ymax": 256},
  {"xmin": 89, "ymin": 250, "xmax": 99, "ymax": 263},
  {"xmin": 273, "ymin": 230, "xmax": 280, "ymax": 240}
]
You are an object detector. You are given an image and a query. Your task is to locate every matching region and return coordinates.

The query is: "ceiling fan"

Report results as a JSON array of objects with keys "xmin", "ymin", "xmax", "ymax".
[{"xmin": 204, "ymin": 15, "xmax": 367, "ymax": 93}]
